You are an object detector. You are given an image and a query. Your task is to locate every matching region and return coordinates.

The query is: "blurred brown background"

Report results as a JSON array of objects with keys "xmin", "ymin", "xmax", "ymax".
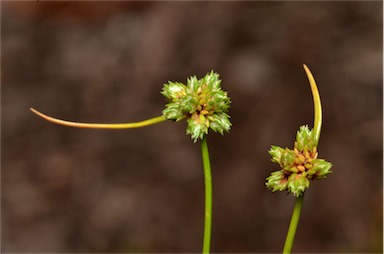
[{"xmin": 1, "ymin": 1, "xmax": 382, "ymax": 253}]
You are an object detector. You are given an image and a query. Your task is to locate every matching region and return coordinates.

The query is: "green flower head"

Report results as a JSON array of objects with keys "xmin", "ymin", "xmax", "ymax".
[
  {"xmin": 161, "ymin": 71, "xmax": 231, "ymax": 142},
  {"xmin": 266, "ymin": 125, "xmax": 332, "ymax": 197}
]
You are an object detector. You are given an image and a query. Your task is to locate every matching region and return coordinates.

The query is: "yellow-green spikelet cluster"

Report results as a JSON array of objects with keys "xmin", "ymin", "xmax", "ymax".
[
  {"xmin": 266, "ymin": 126, "xmax": 332, "ymax": 197},
  {"xmin": 161, "ymin": 71, "xmax": 231, "ymax": 142}
]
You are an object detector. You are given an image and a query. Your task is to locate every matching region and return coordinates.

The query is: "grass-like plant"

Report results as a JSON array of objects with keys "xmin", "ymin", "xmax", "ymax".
[
  {"xmin": 266, "ymin": 65, "xmax": 333, "ymax": 253},
  {"xmin": 31, "ymin": 71, "xmax": 231, "ymax": 254},
  {"xmin": 31, "ymin": 65, "xmax": 332, "ymax": 253}
]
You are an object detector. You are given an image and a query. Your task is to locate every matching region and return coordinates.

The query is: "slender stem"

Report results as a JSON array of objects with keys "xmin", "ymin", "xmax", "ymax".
[
  {"xmin": 303, "ymin": 64, "xmax": 322, "ymax": 145},
  {"xmin": 283, "ymin": 193, "xmax": 305, "ymax": 254},
  {"xmin": 200, "ymin": 136, "xmax": 212, "ymax": 254},
  {"xmin": 30, "ymin": 108, "xmax": 166, "ymax": 129},
  {"xmin": 283, "ymin": 66, "xmax": 322, "ymax": 253}
]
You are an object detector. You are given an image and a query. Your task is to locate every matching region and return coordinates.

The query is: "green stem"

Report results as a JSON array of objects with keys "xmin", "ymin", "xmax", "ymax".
[
  {"xmin": 283, "ymin": 193, "xmax": 305, "ymax": 254},
  {"xmin": 30, "ymin": 108, "xmax": 166, "ymax": 129},
  {"xmin": 200, "ymin": 136, "xmax": 212, "ymax": 254},
  {"xmin": 283, "ymin": 65, "xmax": 322, "ymax": 254}
]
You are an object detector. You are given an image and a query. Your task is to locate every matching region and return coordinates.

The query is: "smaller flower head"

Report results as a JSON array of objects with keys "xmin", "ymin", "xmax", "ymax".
[
  {"xmin": 162, "ymin": 71, "xmax": 231, "ymax": 142},
  {"xmin": 266, "ymin": 125, "xmax": 332, "ymax": 197}
]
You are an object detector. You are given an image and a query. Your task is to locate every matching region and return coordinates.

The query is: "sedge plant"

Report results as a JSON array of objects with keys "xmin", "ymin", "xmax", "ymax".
[
  {"xmin": 31, "ymin": 71, "xmax": 231, "ymax": 254},
  {"xmin": 265, "ymin": 65, "xmax": 332, "ymax": 253}
]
